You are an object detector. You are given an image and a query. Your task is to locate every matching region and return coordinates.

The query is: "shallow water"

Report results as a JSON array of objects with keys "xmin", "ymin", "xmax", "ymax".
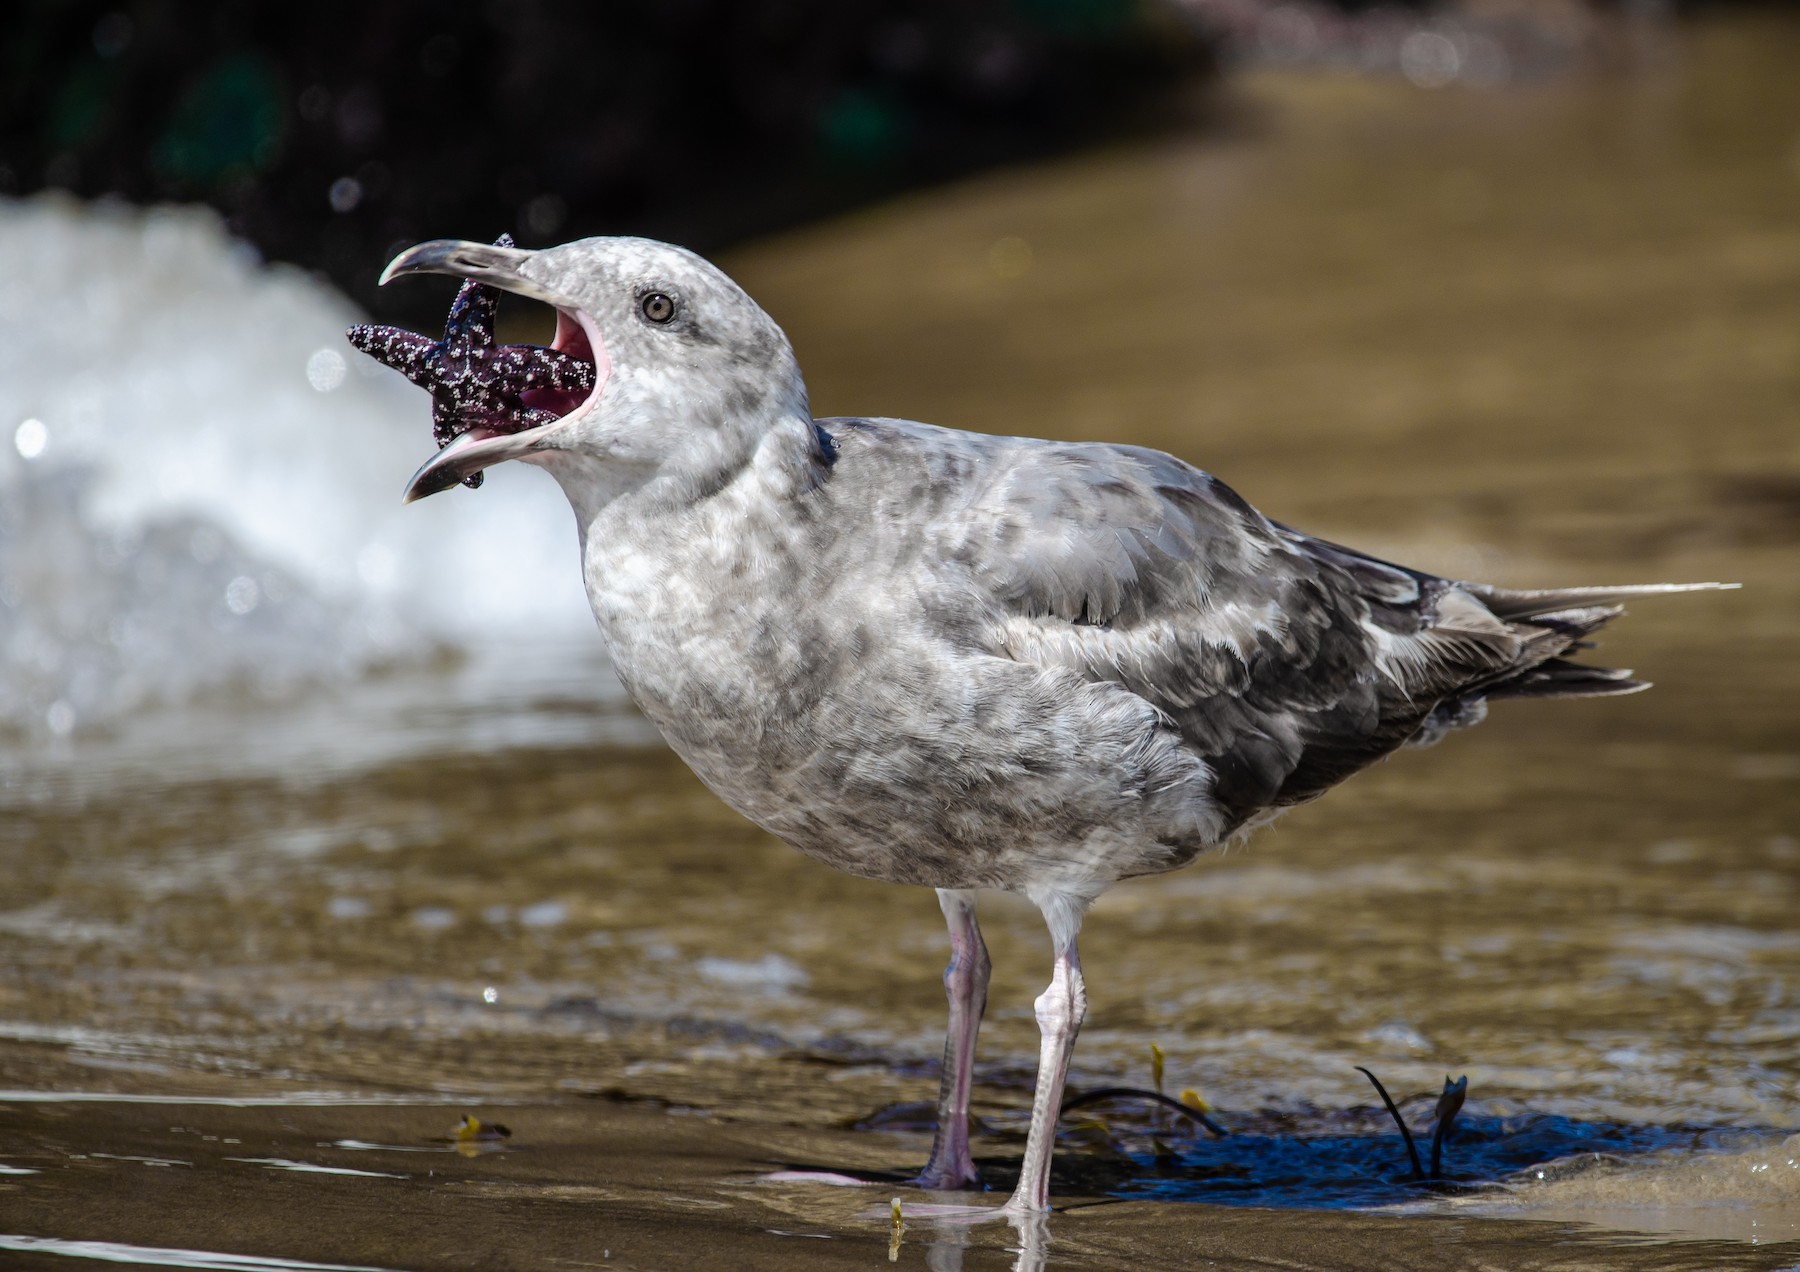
[{"xmin": 4, "ymin": 12, "xmax": 1799, "ymax": 1270}]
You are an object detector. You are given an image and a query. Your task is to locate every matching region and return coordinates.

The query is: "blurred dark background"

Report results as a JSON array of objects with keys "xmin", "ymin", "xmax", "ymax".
[
  {"xmin": 3, "ymin": 0, "xmax": 1773, "ymax": 323},
  {"xmin": 2, "ymin": 0, "xmax": 1213, "ymax": 321}
]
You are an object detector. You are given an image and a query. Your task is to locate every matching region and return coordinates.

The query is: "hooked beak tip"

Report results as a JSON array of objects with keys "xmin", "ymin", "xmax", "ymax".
[
  {"xmin": 401, "ymin": 454, "xmax": 469, "ymax": 504},
  {"xmin": 377, "ymin": 238, "xmax": 555, "ymax": 301},
  {"xmin": 379, "ymin": 239, "xmax": 477, "ymax": 287},
  {"xmin": 402, "ymin": 428, "xmax": 552, "ymax": 503}
]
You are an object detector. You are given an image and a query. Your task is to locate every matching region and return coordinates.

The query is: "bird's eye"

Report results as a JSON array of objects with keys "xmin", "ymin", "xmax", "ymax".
[{"xmin": 640, "ymin": 292, "xmax": 676, "ymax": 324}]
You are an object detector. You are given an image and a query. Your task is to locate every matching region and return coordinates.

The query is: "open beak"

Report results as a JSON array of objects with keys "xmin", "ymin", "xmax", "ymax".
[{"xmin": 379, "ymin": 239, "xmax": 610, "ymax": 502}]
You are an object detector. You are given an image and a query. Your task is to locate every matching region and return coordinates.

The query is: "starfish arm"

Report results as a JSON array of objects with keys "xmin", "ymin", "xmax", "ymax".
[
  {"xmin": 441, "ymin": 279, "xmax": 500, "ymax": 367},
  {"xmin": 345, "ymin": 325, "xmax": 444, "ymax": 390}
]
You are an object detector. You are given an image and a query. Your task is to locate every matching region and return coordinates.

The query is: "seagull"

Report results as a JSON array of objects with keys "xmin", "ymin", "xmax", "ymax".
[{"xmin": 366, "ymin": 234, "xmax": 1729, "ymax": 1215}]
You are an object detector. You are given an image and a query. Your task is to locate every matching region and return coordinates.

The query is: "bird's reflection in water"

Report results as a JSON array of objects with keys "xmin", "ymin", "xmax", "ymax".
[{"xmin": 885, "ymin": 1201, "xmax": 1053, "ymax": 1272}]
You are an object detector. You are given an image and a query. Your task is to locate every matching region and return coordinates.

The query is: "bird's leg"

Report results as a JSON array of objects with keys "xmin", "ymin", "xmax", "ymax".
[
  {"xmin": 1003, "ymin": 893, "xmax": 1088, "ymax": 1215},
  {"xmin": 913, "ymin": 888, "xmax": 989, "ymax": 1190}
]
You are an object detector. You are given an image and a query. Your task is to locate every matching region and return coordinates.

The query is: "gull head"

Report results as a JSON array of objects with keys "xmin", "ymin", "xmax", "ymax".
[{"xmin": 380, "ymin": 235, "xmax": 808, "ymax": 503}]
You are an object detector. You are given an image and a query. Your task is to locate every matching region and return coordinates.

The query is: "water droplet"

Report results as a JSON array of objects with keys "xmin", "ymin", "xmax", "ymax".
[
  {"xmin": 224, "ymin": 575, "xmax": 260, "ymax": 615},
  {"xmin": 410, "ymin": 906, "xmax": 456, "ymax": 931},
  {"xmin": 306, "ymin": 348, "xmax": 347, "ymax": 392},
  {"xmin": 14, "ymin": 417, "xmax": 47, "ymax": 459},
  {"xmin": 328, "ymin": 177, "xmax": 363, "ymax": 214},
  {"xmin": 482, "ymin": 986, "xmax": 499, "ymax": 1004},
  {"xmin": 45, "ymin": 700, "xmax": 76, "ymax": 736},
  {"xmin": 1400, "ymin": 31, "xmax": 1461, "ymax": 88},
  {"xmin": 523, "ymin": 193, "xmax": 566, "ymax": 238},
  {"xmin": 326, "ymin": 896, "xmax": 372, "ymax": 920},
  {"xmin": 518, "ymin": 901, "xmax": 567, "ymax": 929}
]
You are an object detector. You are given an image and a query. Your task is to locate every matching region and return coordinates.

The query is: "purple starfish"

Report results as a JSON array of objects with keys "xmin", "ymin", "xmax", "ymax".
[{"xmin": 346, "ymin": 233, "xmax": 595, "ymax": 490}]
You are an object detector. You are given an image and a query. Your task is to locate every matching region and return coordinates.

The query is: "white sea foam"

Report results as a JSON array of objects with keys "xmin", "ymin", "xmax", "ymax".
[{"xmin": 0, "ymin": 195, "xmax": 598, "ymax": 743}]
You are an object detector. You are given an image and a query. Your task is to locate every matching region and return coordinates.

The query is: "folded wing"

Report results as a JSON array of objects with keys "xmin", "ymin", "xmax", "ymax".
[{"xmin": 940, "ymin": 438, "xmax": 1653, "ymax": 823}]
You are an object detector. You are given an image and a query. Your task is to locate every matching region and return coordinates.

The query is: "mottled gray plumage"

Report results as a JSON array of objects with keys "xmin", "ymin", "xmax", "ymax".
[
  {"xmin": 372, "ymin": 233, "xmax": 1729, "ymax": 1215},
  {"xmin": 581, "ymin": 413, "xmax": 1677, "ymax": 895}
]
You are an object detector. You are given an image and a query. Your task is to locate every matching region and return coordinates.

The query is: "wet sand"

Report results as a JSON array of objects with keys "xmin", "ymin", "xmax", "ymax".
[
  {"xmin": 8, "ymin": 1097, "xmax": 1796, "ymax": 1271},
  {"xmin": 3, "ymin": 11, "xmax": 1798, "ymax": 1270}
]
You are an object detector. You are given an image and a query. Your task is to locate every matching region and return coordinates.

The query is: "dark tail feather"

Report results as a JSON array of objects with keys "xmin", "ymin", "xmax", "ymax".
[
  {"xmin": 1517, "ymin": 604, "xmax": 1622, "ymax": 642},
  {"xmin": 1412, "ymin": 656, "xmax": 1646, "ymax": 748},
  {"xmin": 1484, "ymin": 658, "xmax": 1649, "ymax": 701},
  {"xmin": 1477, "ymin": 582, "xmax": 1738, "ymax": 698},
  {"xmin": 1409, "ymin": 580, "xmax": 1731, "ymax": 749},
  {"xmin": 1489, "ymin": 603, "xmax": 1648, "ymax": 701}
]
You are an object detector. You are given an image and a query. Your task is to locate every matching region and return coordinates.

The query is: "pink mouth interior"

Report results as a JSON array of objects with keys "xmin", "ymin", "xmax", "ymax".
[{"xmin": 520, "ymin": 311, "xmax": 609, "ymax": 423}]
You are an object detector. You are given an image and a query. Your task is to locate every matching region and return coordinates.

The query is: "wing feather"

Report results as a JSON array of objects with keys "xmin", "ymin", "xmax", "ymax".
[{"xmin": 943, "ymin": 439, "xmax": 1537, "ymax": 819}]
